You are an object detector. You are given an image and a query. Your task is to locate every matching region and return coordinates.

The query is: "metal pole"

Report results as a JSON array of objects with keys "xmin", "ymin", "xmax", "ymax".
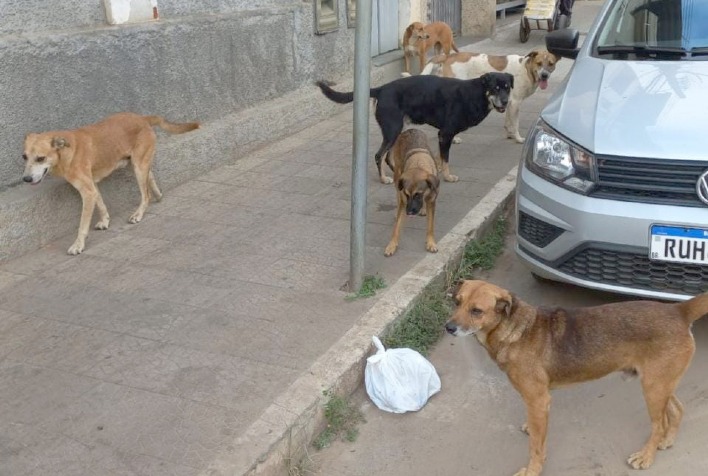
[{"xmin": 350, "ymin": 0, "xmax": 373, "ymax": 293}]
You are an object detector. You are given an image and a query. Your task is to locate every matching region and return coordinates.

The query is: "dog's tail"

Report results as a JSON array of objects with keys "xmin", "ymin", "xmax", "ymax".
[
  {"xmin": 316, "ymin": 80, "xmax": 381, "ymax": 104},
  {"xmin": 451, "ymin": 41, "xmax": 459, "ymax": 53},
  {"xmin": 316, "ymin": 80, "xmax": 354, "ymax": 104},
  {"xmin": 145, "ymin": 116, "xmax": 200, "ymax": 134},
  {"xmin": 420, "ymin": 54, "xmax": 447, "ymax": 76},
  {"xmin": 679, "ymin": 292, "xmax": 708, "ymax": 323}
]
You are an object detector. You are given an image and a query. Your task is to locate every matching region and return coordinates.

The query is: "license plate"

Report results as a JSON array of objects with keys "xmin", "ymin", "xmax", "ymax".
[{"xmin": 650, "ymin": 225, "xmax": 708, "ymax": 264}]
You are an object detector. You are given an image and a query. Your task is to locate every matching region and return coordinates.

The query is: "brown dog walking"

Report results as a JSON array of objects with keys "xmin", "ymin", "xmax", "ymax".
[
  {"xmin": 445, "ymin": 280, "xmax": 708, "ymax": 476},
  {"xmin": 22, "ymin": 113, "xmax": 199, "ymax": 255}
]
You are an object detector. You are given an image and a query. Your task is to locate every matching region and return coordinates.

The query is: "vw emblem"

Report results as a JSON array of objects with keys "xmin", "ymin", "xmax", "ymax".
[{"xmin": 697, "ymin": 170, "xmax": 708, "ymax": 205}]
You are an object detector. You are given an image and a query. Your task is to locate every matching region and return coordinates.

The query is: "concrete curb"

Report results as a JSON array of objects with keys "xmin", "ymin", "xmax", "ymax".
[{"xmin": 202, "ymin": 166, "xmax": 519, "ymax": 476}]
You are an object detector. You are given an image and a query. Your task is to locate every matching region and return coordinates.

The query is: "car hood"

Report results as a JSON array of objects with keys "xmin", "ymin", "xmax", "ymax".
[{"xmin": 542, "ymin": 58, "xmax": 708, "ymax": 160}]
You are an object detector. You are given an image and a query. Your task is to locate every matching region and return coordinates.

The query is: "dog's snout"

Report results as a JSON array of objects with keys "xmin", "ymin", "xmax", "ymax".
[
  {"xmin": 540, "ymin": 71, "xmax": 550, "ymax": 80},
  {"xmin": 22, "ymin": 176, "xmax": 33, "ymax": 183},
  {"xmin": 445, "ymin": 321, "xmax": 457, "ymax": 335}
]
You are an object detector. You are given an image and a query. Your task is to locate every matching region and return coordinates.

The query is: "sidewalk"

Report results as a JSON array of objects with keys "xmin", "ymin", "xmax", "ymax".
[{"xmin": 0, "ymin": 4, "xmax": 597, "ymax": 475}]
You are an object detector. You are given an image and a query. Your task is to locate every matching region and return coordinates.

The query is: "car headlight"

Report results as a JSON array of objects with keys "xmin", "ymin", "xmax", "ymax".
[{"xmin": 524, "ymin": 121, "xmax": 596, "ymax": 194}]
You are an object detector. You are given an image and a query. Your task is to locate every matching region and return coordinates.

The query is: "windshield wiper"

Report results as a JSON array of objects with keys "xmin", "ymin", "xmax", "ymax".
[{"xmin": 596, "ymin": 45, "xmax": 687, "ymax": 58}]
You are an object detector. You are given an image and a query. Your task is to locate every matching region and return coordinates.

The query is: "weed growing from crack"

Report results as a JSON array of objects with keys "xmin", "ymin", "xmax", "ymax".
[
  {"xmin": 345, "ymin": 274, "xmax": 386, "ymax": 300},
  {"xmin": 314, "ymin": 390, "xmax": 365, "ymax": 450}
]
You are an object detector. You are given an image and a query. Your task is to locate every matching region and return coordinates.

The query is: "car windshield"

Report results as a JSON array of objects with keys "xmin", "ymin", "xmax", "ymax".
[{"xmin": 595, "ymin": 0, "xmax": 708, "ymax": 59}]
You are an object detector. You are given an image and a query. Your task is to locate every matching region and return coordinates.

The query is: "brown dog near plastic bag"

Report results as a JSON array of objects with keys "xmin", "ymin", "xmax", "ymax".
[{"xmin": 445, "ymin": 279, "xmax": 708, "ymax": 476}]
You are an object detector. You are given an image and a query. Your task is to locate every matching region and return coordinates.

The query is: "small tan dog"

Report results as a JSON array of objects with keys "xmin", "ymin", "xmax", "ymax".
[
  {"xmin": 445, "ymin": 279, "xmax": 708, "ymax": 476},
  {"xmin": 22, "ymin": 113, "xmax": 199, "ymax": 255},
  {"xmin": 421, "ymin": 48, "xmax": 560, "ymax": 143},
  {"xmin": 383, "ymin": 129, "xmax": 440, "ymax": 257},
  {"xmin": 402, "ymin": 21, "xmax": 459, "ymax": 74}
]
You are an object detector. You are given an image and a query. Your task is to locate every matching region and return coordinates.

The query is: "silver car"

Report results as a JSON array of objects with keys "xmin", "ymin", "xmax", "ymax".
[{"xmin": 515, "ymin": 0, "xmax": 708, "ymax": 300}]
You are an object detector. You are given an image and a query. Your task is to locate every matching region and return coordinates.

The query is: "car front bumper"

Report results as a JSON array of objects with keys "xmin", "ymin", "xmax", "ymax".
[{"xmin": 515, "ymin": 163, "xmax": 708, "ymax": 301}]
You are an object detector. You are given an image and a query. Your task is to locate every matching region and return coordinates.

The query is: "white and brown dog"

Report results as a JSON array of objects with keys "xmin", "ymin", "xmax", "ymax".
[{"xmin": 419, "ymin": 49, "xmax": 560, "ymax": 143}]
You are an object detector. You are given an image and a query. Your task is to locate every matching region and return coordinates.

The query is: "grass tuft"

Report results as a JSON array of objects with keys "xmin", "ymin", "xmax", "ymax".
[
  {"xmin": 313, "ymin": 390, "xmax": 365, "ymax": 450},
  {"xmin": 382, "ymin": 290, "xmax": 452, "ymax": 355},
  {"xmin": 456, "ymin": 216, "xmax": 507, "ymax": 278},
  {"xmin": 345, "ymin": 274, "xmax": 386, "ymax": 300}
]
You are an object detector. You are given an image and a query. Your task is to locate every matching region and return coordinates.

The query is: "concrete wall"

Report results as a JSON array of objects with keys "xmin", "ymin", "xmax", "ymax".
[
  {"xmin": 0, "ymin": 0, "xmax": 390, "ymax": 261},
  {"xmin": 462, "ymin": 0, "xmax": 496, "ymax": 37}
]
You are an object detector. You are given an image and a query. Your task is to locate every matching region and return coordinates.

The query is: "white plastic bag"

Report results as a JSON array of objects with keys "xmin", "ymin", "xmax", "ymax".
[{"xmin": 364, "ymin": 336, "xmax": 441, "ymax": 413}]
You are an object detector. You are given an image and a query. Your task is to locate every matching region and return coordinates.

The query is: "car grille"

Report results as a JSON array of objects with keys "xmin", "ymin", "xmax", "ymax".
[
  {"xmin": 591, "ymin": 156, "xmax": 708, "ymax": 207},
  {"xmin": 558, "ymin": 247, "xmax": 708, "ymax": 296},
  {"xmin": 518, "ymin": 211, "xmax": 564, "ymax": 248}
]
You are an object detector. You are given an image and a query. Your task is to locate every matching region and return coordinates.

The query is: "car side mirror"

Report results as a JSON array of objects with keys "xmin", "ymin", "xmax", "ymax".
[{"xmin": 546, "ymin": 29, "xmax": 580, "ymax": 60}]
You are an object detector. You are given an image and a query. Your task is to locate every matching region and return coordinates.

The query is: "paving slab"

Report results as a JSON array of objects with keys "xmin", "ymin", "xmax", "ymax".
[{"xmin": 0, "ymin": 3, "xmax": 601, "ymax": 475}]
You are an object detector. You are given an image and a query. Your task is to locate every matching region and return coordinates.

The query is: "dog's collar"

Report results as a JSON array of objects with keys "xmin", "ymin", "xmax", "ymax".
[{"xmin": 404, "ymin": 148, "xmax": 430, "ymax": 162}]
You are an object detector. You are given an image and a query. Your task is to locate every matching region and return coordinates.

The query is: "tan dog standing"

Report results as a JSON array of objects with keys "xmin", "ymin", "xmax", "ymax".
[
  {"xmin": 445, "ymin": 279, "xmax": 708, "ymax": 476},
  {"xmin": 383, "ymin": 129, "xmax": 440, "ymax": 257},
  {"xmin": 421, "ymin": 48, "xmax": 560, "ymax": 143},
  {"xmin": 403, "ymin": 21, "xmax": 459, "ymax": 74},
  {"xmin": 22, "ymin": 113, "xmax": 199, "ymax": 255}
]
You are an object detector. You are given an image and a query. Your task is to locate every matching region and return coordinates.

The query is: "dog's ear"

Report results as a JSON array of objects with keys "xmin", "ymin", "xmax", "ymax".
[
  {"xmin": 481, "ymin": 72, "xmax": 491, "ymax": 89},
  {"xmin": 526, "ymin": 49, "xmax": 539, "ymax": 60},
  {"xmin": 447, "ymin": 279, "xmax": 465, "ymax": 303},
  {"xmin": 397, "ymin": 177, "xmax": 409, "ymax": 192},
  {"xmin": 51, "ymin": 137, "xmax": 69, "ymax": 149},
  {"xmin": 426, "ymin": 175, "xmax": 440, "ymax": 195},
  {"xmin": 495, "ymin": 293, "xmax": 516, "ymax": 318}
]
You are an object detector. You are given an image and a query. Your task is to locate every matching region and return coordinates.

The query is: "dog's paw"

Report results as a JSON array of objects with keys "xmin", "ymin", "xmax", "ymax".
[
  {"xmin": 443, "ymin": 174, "xmax": 459, "ymax": 183},
  {"xmin": 513, "ymin": 468, "xmax": 541, "ymax": 476},
  {"xmin": 67, "ymin": 241, "xmax": 85, "ymax": 255},
  {"xmin": 128, "ymin": 212, "xmax": 143, "ymax": 224},
  {"xmin": 627, "ymin": 450, "xmax": 655, "ymax": 470},
  {"xmin": 380, "ymin": 176, "xmax": 394, "ymax": 185},
  {"xmin": 95, "ymin": 219, "xmax": 110, "ymax": 230},
  {"xmin": 520, "ymin": 422, "xmax": 529, "ymax": 435},
  {"xmin": 384, "ymin": 243, "xmax": 398, "ymax": 257},
  {"xmin": 513, "ymin": 136, "xmax": 525, "ymax": 144},
  {"xmin": 658, "ymin": 435, "xmax": 675, "ymax": 450},
  {"xmin": 452, "ymin": 136, "xmax": 462, "ymax": 144},
  {"xmin": 426, "ymin": 241, "xmax": 438, "ymax": 253}
]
